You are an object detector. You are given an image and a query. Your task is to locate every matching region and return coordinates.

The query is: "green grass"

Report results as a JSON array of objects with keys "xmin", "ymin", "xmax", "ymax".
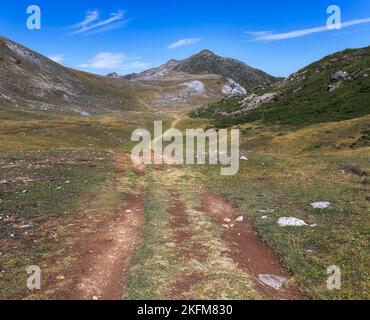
[
  {"xmin": 0, "ymin": 149, "xmax": 117, "ymax": 299},
  {"xmin": 196, "ymin": 149, "xmax": 369, "ymax": 300}
]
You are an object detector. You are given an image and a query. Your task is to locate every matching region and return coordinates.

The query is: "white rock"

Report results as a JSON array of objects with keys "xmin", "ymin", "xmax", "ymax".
[
  {"xmin": 236, "ymin": 216, "xmax": 244, "ymax": 222},
  {"xmin": 258, "ymin": 274, "xmax": 288, "ymax": 290},
  {"xmin": 223, "ymin": 218, "xmax": 232, "ymax": 224},
  {"xmin": 261, "ymin": 216, "xmax": 268, "ymax": 220},
  {"xmin": 93, "ymin": 296, "xmax": 98, "ymax": 300},
  {"xmin": 240, "ymin": 156, "xmax": 249, "ymax": 161},
  {"xmin": 311, "ymin": 202, "xmax": 331, "ymax": 209},
  {"xmin": 222, "ymin": 78, "xmax": 247, "ymax": 96},
  {"xmin": 259, "ymin": 209, "xmax": 275, "ymax": 213},
  {"xmin": 181, "ymin": 80, "xmax": 205, "ymax": 94},
  {"xmin": 277, "ymin": 217, "xmax": 309, "ymax": 227},
  {"xmin": 331, "ymin": 71, "xmax": 349, "ymax": 81},
  {"xmin": 19, "ymin": 224, "xmax": 32, "ymax": 229}
]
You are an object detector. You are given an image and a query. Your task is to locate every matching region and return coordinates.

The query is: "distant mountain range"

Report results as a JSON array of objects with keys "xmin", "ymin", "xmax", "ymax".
[{"xmin": 0, "ymin": 36, "xmax": 277, "ymax": 114}]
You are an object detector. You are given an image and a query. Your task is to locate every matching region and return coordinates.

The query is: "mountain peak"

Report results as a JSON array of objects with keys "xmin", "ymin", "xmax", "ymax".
[
  {"xmin": 173, "ymin": 49, "xmax": 277, "ymax": 89},
  {"xmin": 123, "ymin": 48, "xmax": 277, "ymax": 88},
  {"xmin": 197, "ymin": 49, "xmax": 216, "ymax": 56}
]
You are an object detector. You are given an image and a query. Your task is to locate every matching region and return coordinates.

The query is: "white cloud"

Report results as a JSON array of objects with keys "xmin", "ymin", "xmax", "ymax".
[
  {"xmin": 79, "ymin": 52, "xmax": 126, "ymax": 69},
  {"xmin": 71, "ymin": 10, "xmax": 99, "ymax": 30},
  {"xmin": 167, "ymin": 38, "xmax": 201, "ymax": 49},
  {"xmin": 48, "ymin": 54, "xmax": 65, "ymax": 63},
  {"xmin": 120, "ymin": 61, "xmax": 152, "ymax": 70},
  {"xmin": 69, "ymin": 10, "xmax": 128, "ymax": 35},
  {"xmin": 246, "ymin": 17, "xmax": 370, "ymax": 41},
  {"xmin": 78, "ymin": 52, "xmax": 151, "ymax": 73},
  {"xmin": 244, "ymin": 31, "xmax": 273, "ymax": 37}
]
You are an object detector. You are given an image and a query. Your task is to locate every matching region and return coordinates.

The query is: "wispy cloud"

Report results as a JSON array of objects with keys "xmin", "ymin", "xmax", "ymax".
[
  {"xmin": 78, "ymin": 52, "xmax": 151, "ymax": 72},
  {"xmin": 69, "ymin": 10, "xmax": 128, "ymax": 35},
  {"xmin": 120, "ymin": 61, "xmax": 152, "ymax": 70},
  {"xmin": 244, "ymin": 31, "xmax": 273, "ymax": 38},
  {"xmin": 79, "ymin": 52, "xmax": 126, "ymax": 69},
  {"xmin": 167, "ymin": 38, "xmax": 201, "ymax": 49},
  {"xmin": 246, "ymin": 17, "xmax": 370, "ymax": 41},
  {"xmin": 48, "ymin": 54, "xmax": 65, "ymax": 63}
]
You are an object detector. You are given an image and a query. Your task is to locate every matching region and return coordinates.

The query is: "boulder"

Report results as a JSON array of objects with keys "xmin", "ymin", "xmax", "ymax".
[
  {"xmin": 331, "ymin": 71, "xmax": 349, "ymax": 81},
  {"xmin": 258, "ymin": 274, "xmax": 288, "ymax": 290}
]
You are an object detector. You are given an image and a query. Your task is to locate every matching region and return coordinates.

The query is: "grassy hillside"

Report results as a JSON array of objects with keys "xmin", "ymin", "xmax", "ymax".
[
  {"xmin": 190, "ymin": 46, "xmax": 370, "ymax": 129},
  {"xmin": 0, "ymin": 36, "xmax": 144, "ymax": 115}
]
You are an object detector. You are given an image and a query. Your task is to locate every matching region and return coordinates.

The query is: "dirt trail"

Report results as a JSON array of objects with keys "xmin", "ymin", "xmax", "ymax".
[
  {"xmin": 201, "ymin": 193, "xmax": 308, "ymax": 300},
  {"xmin": 62, "ymin": 191, "xmax": 145, "ymax": 300},
  {"xmin": 55, "ymin": 153, "xmax": 146, "ymax": 300}
]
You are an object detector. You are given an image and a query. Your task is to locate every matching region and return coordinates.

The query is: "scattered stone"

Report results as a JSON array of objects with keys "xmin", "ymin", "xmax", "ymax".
[
  {"xmin": 93, "ymin": 296, "xmax": 98, "ymax": 300},
  {"xmin": 240, "ymin": 156, "xmax": 249, "ymax": 161},
  {"xmin": 261, "ymin": 216, "xmax": 268, "ymax": 220},
  {"xmin": 22, "ymin": 190, "xmax": 28, "ymax": 194},
  {"xmin": 258, "ymin": 274, "xmax": 288, "ymax": 290},
  {"xmin": 19, "ymin": 224, "xmax": 32, "ymax": 229},
  {"xmin": 236, "ymin": 216, "xmax": 244, "ymax": 222},
  {"xmin": 277, "ymin": 217, "xmax": 309, "ymax": 227},
  {"xmin": 327, "ymin": 81, "xmax": 342, "ymax": 92},
  {"xmin": 126, "ymin": 210, "xmax": 132, "ymax": 213},
  {"xmin": 331, "ymin": 71, "xmax": 349, "ymax": 81},
  {"xmin": 259, "ymin": 209, "xmax": 275, "ymax": 213},
  {"xmin": 311, "ymin": 202, "xmax": 331, "ymax": 209},
  {"xmin": 56, "ymin": 275, "xmax": 65, "ymax": 280},
  {"xmin": 223, "ymin": 218, "xmax": 232, "ymax": 224}
]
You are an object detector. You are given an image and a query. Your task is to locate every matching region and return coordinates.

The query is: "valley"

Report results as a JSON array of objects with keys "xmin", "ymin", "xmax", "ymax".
[{"xmin": 0, "ymin": 37, "xmax": 369, "ymax": 300}]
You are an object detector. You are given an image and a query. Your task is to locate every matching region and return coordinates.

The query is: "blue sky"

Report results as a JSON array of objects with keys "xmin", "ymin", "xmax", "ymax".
[{"xmin": 1, "ymin": 0, "xmax": 370, "ymax": 76}]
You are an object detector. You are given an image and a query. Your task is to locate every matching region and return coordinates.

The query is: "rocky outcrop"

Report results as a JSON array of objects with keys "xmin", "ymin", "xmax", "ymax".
[
  {"xmin": 241, "ymin": 92, "xmax": 279, "ymax": 110},
  {"xmin": 331, "ymin": 71, "xmax": 349, "ymax": 81},
  {"xmin": 222, "ymin": 78, "xmax": 247, "ymax": 96}
]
